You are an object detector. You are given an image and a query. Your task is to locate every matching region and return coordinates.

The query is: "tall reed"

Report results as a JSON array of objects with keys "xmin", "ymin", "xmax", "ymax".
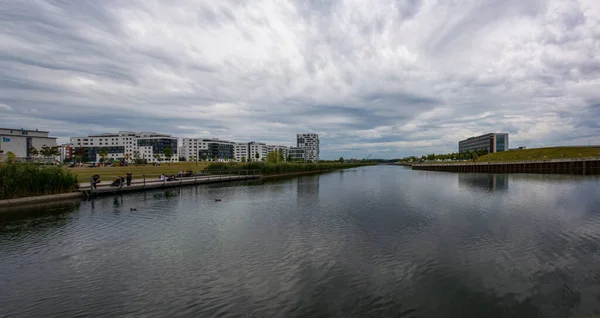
[
  {"xmin": 0, "ymin": 162, "xmax": 79, "ymax": 200},
  {"xmin": 206, "ymin": 162, "xmax": 374, "ymax": 175}
]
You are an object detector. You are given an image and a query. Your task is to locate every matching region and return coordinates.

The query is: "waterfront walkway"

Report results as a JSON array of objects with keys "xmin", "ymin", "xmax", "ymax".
[{"xmin": 79, "ymin": 173, "xmax": 261, "ymax": 196}]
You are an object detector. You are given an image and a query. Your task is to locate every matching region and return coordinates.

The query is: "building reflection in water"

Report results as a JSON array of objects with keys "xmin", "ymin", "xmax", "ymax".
[
  {"xmin": 458, "ymin": 174, "xmax": 509, "ymax": 192},
  {"xmin": 296, "ymin": 175, "xmax": 320, "ymax": 203}
]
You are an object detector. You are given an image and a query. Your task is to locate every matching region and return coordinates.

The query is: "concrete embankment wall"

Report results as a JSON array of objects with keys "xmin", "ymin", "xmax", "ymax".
[{"xmin": 411, "ymin": 159, "xmax": 600, "ymax": 175}]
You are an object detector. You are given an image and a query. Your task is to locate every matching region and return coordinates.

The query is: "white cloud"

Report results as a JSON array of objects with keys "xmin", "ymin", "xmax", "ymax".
[{"xmin": 0, "ymin": 0, "xmax": 599, "ymax": 158}]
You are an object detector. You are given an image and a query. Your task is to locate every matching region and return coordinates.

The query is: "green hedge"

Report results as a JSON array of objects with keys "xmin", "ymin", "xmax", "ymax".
[
  {"xmin": 0, "ymin": 162, "xmax": 79, "ymax": 200},
  {"xmin": 206, "ymin": 162, "xmax": 374, "ymax": 175}
]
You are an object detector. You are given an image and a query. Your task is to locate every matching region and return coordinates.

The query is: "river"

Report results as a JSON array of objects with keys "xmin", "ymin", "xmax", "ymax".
[{"xmin": 1, "ymin": 166, "xmax": 600, "ymax": 317}]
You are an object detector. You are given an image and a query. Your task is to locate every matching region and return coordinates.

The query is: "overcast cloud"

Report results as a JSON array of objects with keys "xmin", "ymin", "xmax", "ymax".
[{"xmin": 1, "ymin": 0, "xmax": 599, "ymax": 159}]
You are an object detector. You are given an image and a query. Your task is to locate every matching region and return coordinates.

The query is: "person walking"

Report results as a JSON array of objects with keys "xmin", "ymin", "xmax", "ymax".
[{"xmin": 126, "ymin": 172, "xmax": 132, "ymax": 186}]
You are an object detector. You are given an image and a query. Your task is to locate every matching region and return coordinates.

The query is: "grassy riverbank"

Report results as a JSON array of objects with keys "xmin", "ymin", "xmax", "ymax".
[
  {"xmin": 206, "ymin": 162, "xmax": 375, "ymax": 175},
  {"xmin": 478, "ymin": 147, "xmax": 600, "ymax": 162},
  {"xmin": 67, "ymin": 162, "xmax": 209, "ymax": 182},
  {"xmin": 0, "ymin": 162, "xmax": 79, "ymax": 200}
]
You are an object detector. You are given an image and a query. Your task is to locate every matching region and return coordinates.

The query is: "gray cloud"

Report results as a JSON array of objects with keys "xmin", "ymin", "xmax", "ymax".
[{"xmin": 0, "ymin": 0, "xmax": 599, "ymax": 159}]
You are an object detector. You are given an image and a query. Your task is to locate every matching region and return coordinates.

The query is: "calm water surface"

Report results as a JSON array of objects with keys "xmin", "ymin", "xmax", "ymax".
[{"xmin": 2, "ymin": 166, "xmax": 600, "ymax": 317}]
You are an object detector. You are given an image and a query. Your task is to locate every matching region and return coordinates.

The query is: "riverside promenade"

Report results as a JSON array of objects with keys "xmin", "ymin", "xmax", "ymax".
[{"xmin": 79, "ymin": 171, "xmax": 261, "ymax": 197}]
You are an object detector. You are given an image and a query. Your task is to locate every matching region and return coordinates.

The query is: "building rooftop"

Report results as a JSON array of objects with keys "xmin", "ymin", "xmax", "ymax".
[{"xmin": 0, "ymin": 127, "xmax": 49, "ymax": 133}]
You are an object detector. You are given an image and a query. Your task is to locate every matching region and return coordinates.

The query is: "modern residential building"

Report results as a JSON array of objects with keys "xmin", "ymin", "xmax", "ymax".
[
  {"xmin": 0, "ymin": 127, "xmax": 57, "ymax": 158},
  {"xmin": 459, "ymin": 133, "xmax": 509, "ymax": 154},
  {"xmin": 234, "ymin": 142, "xmax": 249, "ymax": 161},
  {"xmin": 70, "ymin": 131, "xmax": 178, "ymax": 163},
  {"xmin": 181, "ymin": 138, "xmax": 234, "ymax": 161},
  {"xmin": 289, "ymin": 147, "xmax": 306, "ymax": 161},
  {"xmin": 296, "ymin": 133, "xmax": 320, "ymax": 162},
  {"xmin": 59, "ymin": 144, "xmax": 74, "ymax": 162}
]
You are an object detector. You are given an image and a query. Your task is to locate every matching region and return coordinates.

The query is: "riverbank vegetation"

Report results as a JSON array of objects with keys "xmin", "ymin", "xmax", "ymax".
[
  {"xmin": 206, "ymin": 161, "xmax": 375, "ymax": 175},
  {"xmin": 67, "ymin": 162, "xmax": 210, "ymax": 182},
  {"xmin": 399, "ymin": 147, "xmax": 600, "ymax": 164},
  {"xmin": 478, "ymin": 147, "xmax": 600, "ymax": 162},
  {"xmin": 0, "ymin": 162, "xmax": 79, "ymax": 200}
]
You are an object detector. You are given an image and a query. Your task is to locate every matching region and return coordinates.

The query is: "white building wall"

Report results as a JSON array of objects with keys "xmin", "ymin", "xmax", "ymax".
[
  {"xmin": 248, "ymin": 142, "xmax": 267, "ymax": 161},
  {"xmin": 234, "ymin": 142, "xmax": 249, "ymax": 161},
  {"xmin": 0, "ymin": 128, "xmax": 57, "ymax": 158}
]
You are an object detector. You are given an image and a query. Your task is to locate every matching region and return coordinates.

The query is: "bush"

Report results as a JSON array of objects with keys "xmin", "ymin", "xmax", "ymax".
[
  {"xmin": 206, "ymin": 162, "xmax": 374, "ymax": 176},
  {"xmin": 0, "ymin": 162, "xmax": 79, "ymax": 200}
]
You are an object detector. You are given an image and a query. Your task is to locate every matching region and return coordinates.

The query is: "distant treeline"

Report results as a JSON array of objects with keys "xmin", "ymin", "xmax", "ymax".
[
  {"xmin": 206, "ymin": 162, "xmax": 375, "ymax": 175},
  {"xmin": 0, "ymin": 162, "xmax": 79, "ymax": 200}
]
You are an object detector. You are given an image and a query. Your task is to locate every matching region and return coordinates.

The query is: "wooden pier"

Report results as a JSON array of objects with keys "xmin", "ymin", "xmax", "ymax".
[
  {"xmin": 79, "ymin": 170, "xmax": 261, "ymax": 197},
  {"xmin": 411, "ymin": 158, "xmax": 600, "ymax": 175}
]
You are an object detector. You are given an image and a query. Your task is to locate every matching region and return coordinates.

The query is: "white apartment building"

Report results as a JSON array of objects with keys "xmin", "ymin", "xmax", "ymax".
[
  {"xmin": 70, "ymin": 131, "xmax": 178, "ymax": 163},
  {"xmin": 248, "ymin": 142, "xmax": 267, "ymax": 161},
  {"xmin": 297, "ymin": 133, "xmax": 320, "ymax": 162},
  {"xmin": 234, "ymin": 142, "xmax": 249, "ymax": 161},
  {"xmin": 181, "ymin": 138, "xmax": 235, "ymax": 161},
  {"xmin": 0, "ymin": 127, "xmax": 58, "ymax": 159}
]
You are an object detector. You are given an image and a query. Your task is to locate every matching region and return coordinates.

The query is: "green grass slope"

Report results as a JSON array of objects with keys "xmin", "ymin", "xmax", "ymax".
[{"xmin": 477, "ymin": 147, "xmax": 600, "ymax": 162}]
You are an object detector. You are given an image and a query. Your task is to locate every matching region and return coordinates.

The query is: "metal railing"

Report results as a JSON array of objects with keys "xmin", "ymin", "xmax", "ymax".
[{"xmin": 81, "ymin": 170, "xmax": 261, "ymax": 191}]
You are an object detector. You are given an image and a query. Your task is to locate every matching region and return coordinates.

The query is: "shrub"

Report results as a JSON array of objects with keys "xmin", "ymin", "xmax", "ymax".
[{"xmin": 0, "ymin": 162, "xmax": 79, "ymax": 200}]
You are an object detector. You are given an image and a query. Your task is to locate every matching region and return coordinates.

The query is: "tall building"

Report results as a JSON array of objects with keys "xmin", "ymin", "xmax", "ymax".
[
  {"xmin": 296, "ymin": 133, "xmax": 319, "ymax": 162},
  {"xmin": 0, "ymin": 127, "xmax": 57, "ymax": 158},
  {"xmin": 459, "ymin": 133, "xmax": 509, "ymax": 153},
  {"xmin": 70, "ymin": 131, "xmax": 178, "ymax": 163}
]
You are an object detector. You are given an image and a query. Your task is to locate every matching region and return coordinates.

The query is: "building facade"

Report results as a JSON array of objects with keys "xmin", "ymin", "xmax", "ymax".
[
  {"xmin": 70, "ymin": 131, "xmax": 178, "ymax": 163},
  {"xmin": 289, "ymin": 147, "xmax": 306, "ymax": 161},
  {"xmin": 459, "ymin": 133, "xmax": 509, "ymax": 154},
  {"xmin": 248, "ymin": 142, "xmax": 267, "ymax": 161},
  {"xmin": 59, "ymin": 144, "xmax": 74, "ymax": 162},
  {"xmin": 296, "ymin": 133, "xmax": 320, "ymax": 162},
  {"xmin": 181, "ymin": 138, "xmax": 235, "ymax": 161},
  {"xmin": 234, "ymin": 142, "xmax": 249, "ymax": 161},
  {"xmin": 0, "ymin": 128, "xmax": 57, "ymax": 158}
]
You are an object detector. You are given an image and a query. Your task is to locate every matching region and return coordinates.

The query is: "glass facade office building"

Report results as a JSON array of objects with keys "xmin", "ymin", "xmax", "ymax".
[{"xmin": 458, "ymin": 133, "xmax": 509, "ymax": 153}]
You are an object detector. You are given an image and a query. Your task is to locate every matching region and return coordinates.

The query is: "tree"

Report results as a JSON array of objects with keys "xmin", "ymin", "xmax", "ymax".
[
  {"xmin": 5, "ymin": 151, "xmax": 16, "ymax": 163},
  {"xmin": 74, "ymin": 147, "xmax": 87, "ymax": 163},
  {"xmin": 241, "ymin": 156, "xmax": 246, "ymax": 162},
  {"xmin": 40, "ymin": 145, "xmax": 60, "ymax": 163},
  {"xmin": 29, "ymin": 146, "xmax": 39, "ymax": 160},
  {"xmin": 266, "ymin": 151, "xmax": 279, "ymax": 163},
  {"xmin": 213, "ymin": 155, "xmax": 218, "ymax": 162},
  {"xmin": 98, "ymin": 147, "xmax": 109, "ymax": 163},
  {"xmin": 339, "ymin": 157, "xmax": 344, "ymax": 163},
  {"xmin": 255, "ymin": 152, "xmax": 260, "ymax": 161},
  {"xmin": 472, "ymin": 152, "xmax": 479, "ymax": 161},
  {"xmin": 133, "ymin": 150, "xmax": 141, "ymax": 165},
  {"xmin": 163, "ymin": 147, "xmax": 173, "ymax": 165},
  {"xmin": 287, "ymin": 154, "xmax": 292, "ymax": 162}
]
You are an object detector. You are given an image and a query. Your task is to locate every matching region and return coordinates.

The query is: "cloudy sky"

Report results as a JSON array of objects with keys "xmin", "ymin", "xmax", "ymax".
[{"xmin": 1, "ymin": 0, "xmax": 599, "ymax": 159}]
